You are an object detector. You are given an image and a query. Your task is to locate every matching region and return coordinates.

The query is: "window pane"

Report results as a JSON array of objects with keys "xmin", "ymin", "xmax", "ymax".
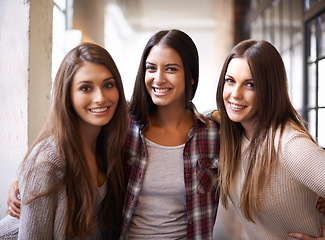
[
  {"xmin": 291, "ymin": 43, "xmax": 304, "ymax": 112},
  {"xmin": 308, "ymin": 63, "xmax": 317, "ymax": 108},
  {"xmin": 319, "ymin": 59, "xmax": 325, "ymax": 107},
  {"xmin": 55, "ymin": 0, "xmax": 66, "ymax": 11},
  {"xmin": 307, "ymin": 20, "xmax": 317, "ymax": 62},
  {"xmin": 318, "ymin": 109, "xmax": 325, "ymax": 148},
  {"xmin": 308, "ymin": 109, "xmax": 317, "ymax": 139},
  {"xmin": 320, "ymin": 13, "xmax": 325, "ymax": 58}
]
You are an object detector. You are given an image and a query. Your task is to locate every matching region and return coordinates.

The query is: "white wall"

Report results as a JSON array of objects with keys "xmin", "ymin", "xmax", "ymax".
[
  {"xmin": 0, "ymin": 0, "xmax": 53, "ymax": 218},
  {"xmin": 0, "ymin": 0, "xmax": 30, "ymax": 219}
]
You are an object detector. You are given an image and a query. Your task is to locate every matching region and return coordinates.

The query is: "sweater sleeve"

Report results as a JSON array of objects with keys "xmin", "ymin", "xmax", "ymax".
[
  {"xmin": 282, "ymin": 130, "xmax": 325, "ymax": 198},
  {"xmin": 18, "ymin": 143, "xmax": 65, "ymax": 240}
]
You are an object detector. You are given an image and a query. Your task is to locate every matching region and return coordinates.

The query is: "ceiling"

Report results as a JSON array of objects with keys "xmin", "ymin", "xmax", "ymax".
[{"xmin": 115, "ymin": 0, "xmax": 217, "ymax": 31}]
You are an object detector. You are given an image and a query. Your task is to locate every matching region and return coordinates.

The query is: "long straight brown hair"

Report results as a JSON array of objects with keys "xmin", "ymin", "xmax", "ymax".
[
  {"xmin": 20, "ymin": 42, "xmax": 128, "ymax": 237},
  {"xmin": 216, "ymin": 40, "xmax": 314, "ymax": 222}
]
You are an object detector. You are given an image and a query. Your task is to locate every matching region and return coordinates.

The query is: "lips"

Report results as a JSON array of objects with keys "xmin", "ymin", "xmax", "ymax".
[{"xmin": 89, "ymin": 107, "xmax": 108, "ymax": 113}]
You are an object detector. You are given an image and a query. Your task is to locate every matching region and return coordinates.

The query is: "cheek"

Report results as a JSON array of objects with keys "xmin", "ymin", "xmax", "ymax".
[
  {"xmin": 222, "ymin": 87, "xmax": 230, "ymax": 101},
  {"xmin": 110, "ymin": 88, "xmax": 120, "ymax": 103},
  {"xmin": 144, "ymin": 77, "xmax": 152, "ymax": 93},
  {"xmin": 248, "ymin": 92, "xmax": 257, "ymax": 106}
]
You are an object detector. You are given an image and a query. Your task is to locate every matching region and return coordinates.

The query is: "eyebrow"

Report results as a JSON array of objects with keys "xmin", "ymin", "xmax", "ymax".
[
  {"xmin": 145, "ymin": 61, "xmax": 182, "ymax": 67},
  {"xmin": 225, "ymin": 74, "xmax": 253, "ymax": 81},
  {"xmin": 76, "ymin": 77, "xmax": 115, "ymax": 85}
]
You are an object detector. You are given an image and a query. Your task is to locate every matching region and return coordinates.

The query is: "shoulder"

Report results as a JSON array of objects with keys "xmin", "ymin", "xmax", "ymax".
[
  {"xmin": 193, "ymin": 108, "xmax": 220, "ymax": 134},
  {"xmin": 30, "ymin": 138, "xmax": 64, "ymax": 174},
  {"xmin": 278, "ymin": 123, "xmax": 314, "ymax": 150},
  {"xmin": 278, "ymin": 123, "xmax": 325, "ymax": 173},
  {"xmin": 20, "ymin": 138, "xmax": 65, "ymax": 197}
]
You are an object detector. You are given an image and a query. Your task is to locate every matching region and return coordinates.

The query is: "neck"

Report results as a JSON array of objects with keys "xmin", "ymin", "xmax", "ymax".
[
  {"xmin": 242, "ymin": 123, "xmax": 257, "ymax": 142},
  {"xmin": 79, "ymin": 123, "xmax": 101, "ymax": 153},
  {"xmin": 77, "ymin": 123, "xmax": 105, "ymax": 186},
  {"xmin": 151, "ymin": 104, "xmax": 193, "ymax": 128}
]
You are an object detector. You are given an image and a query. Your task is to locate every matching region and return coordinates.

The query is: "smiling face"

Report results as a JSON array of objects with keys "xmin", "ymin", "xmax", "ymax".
[
  {"xmin": 223, "ymin": 58, "xmax": 258, "ymax": 137},
  {"xmin": 144, "ymin": 44, "xmax": 186, "ymax": 109},
  {"xmin": 70, "ymin": 61, "xmax": 119, "ymax": 132}
]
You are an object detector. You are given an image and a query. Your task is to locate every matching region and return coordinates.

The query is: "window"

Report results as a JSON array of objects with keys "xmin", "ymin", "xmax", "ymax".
[
  {"xmin": 249, "ymin": 0, "xmax": 304, "ymax": 113},
  {"xmin": 304, "ymin": 3, "xmax": 325, "ymax": 147},
  {"xmin": 249, "ymin": 0, "xmax": 325, "ymax": 148},
  {"xmin": 52, "ymin": 0, "xmax": 81, "ymax": 82}
]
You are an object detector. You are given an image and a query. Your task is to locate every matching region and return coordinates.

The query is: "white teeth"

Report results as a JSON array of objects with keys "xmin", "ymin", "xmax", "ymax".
[
  {"xmin": 231, "ymin": 103, "xmax": 245, "ymax": 109},
  {"xmin": 90, "ymin": 107, "xmax": 108, "ymax": 113},
  {"xmin": 154, "ymin": 88, "xmax": 169, "ymax": 93}
]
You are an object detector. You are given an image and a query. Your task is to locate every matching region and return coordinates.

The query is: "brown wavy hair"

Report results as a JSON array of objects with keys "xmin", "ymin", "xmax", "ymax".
[
  {"xmin": 20, "ymin": 42, "xmax": 128, "ymax": 237},
  {"xmin": 216, "ymin": 40, "xmax": 314, "ymax": 222}
]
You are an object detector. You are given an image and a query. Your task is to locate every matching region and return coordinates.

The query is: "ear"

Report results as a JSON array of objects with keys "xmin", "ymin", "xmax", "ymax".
[{"xmin": 191, "ymin": 78, "xmax": 194, "ymax": 85}]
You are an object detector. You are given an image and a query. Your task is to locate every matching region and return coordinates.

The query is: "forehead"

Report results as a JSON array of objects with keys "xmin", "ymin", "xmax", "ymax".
[
  {"xmin": 147, "ymin": 44, "xmax": 182, "ymax": 64},
  {"xmin": 73, "ymin": 61, "xmax": 113, "ymax": 81},
  {"xmin": 226, "ymin": 58, "xmax": 252, "ymax": 78}
]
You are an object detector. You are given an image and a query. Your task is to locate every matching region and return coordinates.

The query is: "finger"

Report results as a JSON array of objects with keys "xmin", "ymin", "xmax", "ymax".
[
  {"xmin": 317, "ymin": 197, "xmax": 325, "ymax": 203},
  {"xmin": 318, "ymin": 207, "xmax": 325, "ymax": 213},
  {"xmin": 288, "ymin": 233, "xmax": 314, "ymax": 240},
  {"xmin": 8, "ymin": 207, "xmax": 20, "ymax": 219},
  {"xmin": 316, "ymin": 202, "xmax": 325, "ymax": 208},
  {"xmin": 9, "ymin": 201, "xmax": 21, "ymax": 215},
  {"xmin": 316, "ymin": 203, "xmax": 325, "ymax": 213},
  {"xmin": 317, "ymin": 198, "xmax": 325, "ymax": 206},
  {"xmin": 316, "ymin": 203, "xmax": 325, "ymax": 209}
]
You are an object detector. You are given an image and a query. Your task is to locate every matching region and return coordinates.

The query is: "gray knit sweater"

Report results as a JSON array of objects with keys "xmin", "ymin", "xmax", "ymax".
[{"xmin": 0, "ymin": 138, "xmax": 107, "ymax": 239}]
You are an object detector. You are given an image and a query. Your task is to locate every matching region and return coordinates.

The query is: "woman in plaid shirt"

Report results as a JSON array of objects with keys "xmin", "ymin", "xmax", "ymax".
[{"xmin": 120, "ymin": 29, "xmax": 220, "ymax": 239}]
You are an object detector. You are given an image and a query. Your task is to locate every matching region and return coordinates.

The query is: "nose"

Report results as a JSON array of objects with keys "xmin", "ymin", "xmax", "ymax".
[
  {"xmin": 153, "ymin": 69, "xmax": 166, "ymax": 85},
  {"xmin": 94, "ymin": 88, "xmax": 105, "ymax": 104},
  {"xmin": 231, "ymin": 85, "xmax": 242, "ymax": 99}
]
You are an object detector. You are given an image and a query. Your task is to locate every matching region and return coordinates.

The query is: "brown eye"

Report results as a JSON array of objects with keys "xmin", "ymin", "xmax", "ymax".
[{"xmin": 80, "ymin": 86, "xmax": 91, "ymax": 92}]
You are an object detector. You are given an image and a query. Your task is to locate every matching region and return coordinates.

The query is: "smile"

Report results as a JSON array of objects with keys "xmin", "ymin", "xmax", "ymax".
[
  {"xmin": 89, "ymin": 107, "xmax": 108, "ymax": 113},
  {"xmin": 230, "ymin": 102, "xmax": 246, "ymax": 109},
  {"xmin": 153, "ymin": 87, "xmax": 171, "ymax": 93}
]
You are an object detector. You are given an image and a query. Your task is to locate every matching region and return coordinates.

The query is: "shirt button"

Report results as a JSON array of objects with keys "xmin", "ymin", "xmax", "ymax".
[
  {"xmin": 185, "ymin": 173, "xmax": 190, "ymax": 178},
  {"xmin": 184, "ymin": 152, "xmax": 189, "ymax": 157},
  {"xmin": 187, "ymin": 196, "xmax": 191, "ymax": 200}
]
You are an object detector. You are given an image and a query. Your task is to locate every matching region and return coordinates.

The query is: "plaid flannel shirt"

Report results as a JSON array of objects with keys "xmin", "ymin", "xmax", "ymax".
[{"xmin": 120, "ymin": 106, "xmax": 220, "ymax": 240}]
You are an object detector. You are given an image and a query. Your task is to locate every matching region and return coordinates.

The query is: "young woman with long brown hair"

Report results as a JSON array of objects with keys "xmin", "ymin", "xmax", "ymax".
[
  {"xmin": 0, "ymin": 42, "xmax": 128, "ymax": 239},
  {"xmin": 216, "ymin": 39, "xmax": 325, "ymax": 239}
]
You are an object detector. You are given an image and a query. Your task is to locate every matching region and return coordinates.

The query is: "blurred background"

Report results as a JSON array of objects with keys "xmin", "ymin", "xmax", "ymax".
[{"xmin": 1, "ymin": 0, "xmax": 324, "ymax": 238}]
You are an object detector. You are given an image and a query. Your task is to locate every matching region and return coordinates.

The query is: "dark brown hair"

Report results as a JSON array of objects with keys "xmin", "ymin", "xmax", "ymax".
[{"xmin": 129, "ymin": 29, "xmax": 199, "ymax": 128}]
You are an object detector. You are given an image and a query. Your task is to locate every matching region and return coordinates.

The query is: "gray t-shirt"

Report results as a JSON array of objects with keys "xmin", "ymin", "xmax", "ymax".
[{"xmin": 129, "ymin": 138, "xmax": 187, "ymax": 239}]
